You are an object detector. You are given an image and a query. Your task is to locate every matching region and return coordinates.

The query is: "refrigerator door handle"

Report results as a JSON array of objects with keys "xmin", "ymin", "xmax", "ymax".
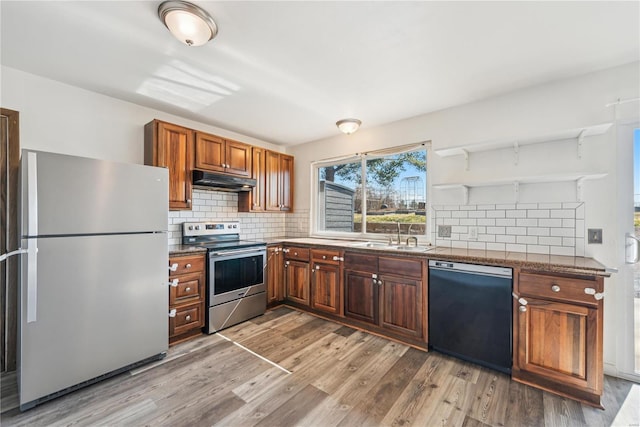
[
  {"xmin": 27, "ymin": 151, "xmax": 39, "ymax": 237},
  {"xmin": 26, "ymin": 239, "xmax": 38, "ymax": 323}
]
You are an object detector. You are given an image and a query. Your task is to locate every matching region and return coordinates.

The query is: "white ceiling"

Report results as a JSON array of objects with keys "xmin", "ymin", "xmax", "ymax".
[{"xmin": 1, "ymin": 1, "xmax": 638, "ymax": 146}]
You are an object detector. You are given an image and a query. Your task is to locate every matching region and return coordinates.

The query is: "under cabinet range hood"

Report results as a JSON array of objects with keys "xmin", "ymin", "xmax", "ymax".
[{"xmin": 192, "ymin": 170, "xmax": 256, "ymax": 192}]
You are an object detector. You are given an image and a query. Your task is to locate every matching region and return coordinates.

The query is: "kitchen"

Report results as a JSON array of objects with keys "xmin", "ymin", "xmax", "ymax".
[{"xmin": 1, "ymin": 1, "xmax": 639, "ymax": 426}]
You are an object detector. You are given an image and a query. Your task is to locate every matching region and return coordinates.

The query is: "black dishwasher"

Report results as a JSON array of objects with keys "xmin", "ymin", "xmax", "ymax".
[{"xmin": 428, "ymin": 260, "xmax": 513, "ymax": 374}]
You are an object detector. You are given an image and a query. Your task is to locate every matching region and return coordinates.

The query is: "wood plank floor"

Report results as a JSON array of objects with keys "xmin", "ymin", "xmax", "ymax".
[{"xmin": 1, "ymin": 307, "xmax": 638, "ymax": 426}]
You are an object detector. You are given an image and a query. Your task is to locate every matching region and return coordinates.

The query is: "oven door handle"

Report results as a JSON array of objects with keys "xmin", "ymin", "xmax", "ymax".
[{"xmin": 210, "ymin": 248, "xmax": 266, "ymax": 257}]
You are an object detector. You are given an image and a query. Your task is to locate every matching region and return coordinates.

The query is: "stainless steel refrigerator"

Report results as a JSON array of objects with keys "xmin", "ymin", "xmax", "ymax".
[{"xmin": 18, "ymin": 149, "xmax": 169, "ymax": 410}]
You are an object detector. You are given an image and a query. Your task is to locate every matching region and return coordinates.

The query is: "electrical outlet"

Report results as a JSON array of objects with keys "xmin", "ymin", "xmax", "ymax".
[
  {"xmin": 588, "ymin": 228, "xmax": 603, "ymax": 244},
  {"xmin": 468, "ymin": 226, "xmax": 478, "ymax": 240},
  {"xmin": 438, "ymin": 225, "xmax": 452, "ymax": 238}
]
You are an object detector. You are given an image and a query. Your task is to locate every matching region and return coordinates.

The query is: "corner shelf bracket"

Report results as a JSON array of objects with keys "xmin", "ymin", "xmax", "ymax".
[
  {"xmin": 577, "ymin": 129, "xmax": 586, "ymax": 159},
  {"xmin": 462, "ymin": 149, "xmax": 470, "ymax": 171}
]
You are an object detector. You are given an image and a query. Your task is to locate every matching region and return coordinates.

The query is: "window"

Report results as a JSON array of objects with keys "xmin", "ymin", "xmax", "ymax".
[{"xmin": 313, "ymin": 143, "xmax": 429, "ymax": 240}]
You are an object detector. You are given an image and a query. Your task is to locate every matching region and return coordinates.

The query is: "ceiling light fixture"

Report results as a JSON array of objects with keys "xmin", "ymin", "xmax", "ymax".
[
  {"xmin": 158, "ymin": 1, "xmax": 218, "ymax": 47},
  {"xmin": 336, "ymin": 118, "xmax": 362, "ymax": 135}
]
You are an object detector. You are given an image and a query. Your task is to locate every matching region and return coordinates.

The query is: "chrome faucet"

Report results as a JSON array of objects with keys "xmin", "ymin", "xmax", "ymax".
[{"xmin": 406, "ymin": 236, "xmax": 418, "ymax": 247}]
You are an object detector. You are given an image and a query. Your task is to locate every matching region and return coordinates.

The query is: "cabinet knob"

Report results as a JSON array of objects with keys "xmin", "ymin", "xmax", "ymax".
[
  {"xmin": 185, "ymin": 315, "xmax": 191, "ymax": 321},
  {"xmin": 322, "ymin": 255, "xmax": 326, "ymax": 259},
  {"xmin": 185, "ymin": 263, "xmax": 192, "ymax": 269},
  {"xmin": 294, "ymin": 252, "xmax": 298, "ymax": 256},
  {"xmin": 551, "ymin": 285, "xmax": 560, "ymax": 292},
  {"xmin": 519, "ymin": 306, "xmax": 527, "ymax": 312},
  {"xmin": 187, "ymin": 199, "xmax": 191, "ymax": 203},
  {"xmin": 185, "ymin": 287, "xmax": 191, "ymax": 292}
]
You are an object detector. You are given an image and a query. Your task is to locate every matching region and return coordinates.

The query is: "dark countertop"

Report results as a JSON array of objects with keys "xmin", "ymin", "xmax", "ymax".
[
  {"xmin": 169, "ymin": 237, "xmax": 610, "ymax": 277},
  {"xmin": 266, "ymin": 237, "xmax": 611, "ymax": 277}
]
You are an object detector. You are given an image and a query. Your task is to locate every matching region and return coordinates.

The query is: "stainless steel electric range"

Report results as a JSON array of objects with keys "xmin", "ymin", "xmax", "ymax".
[{"xmin": 182, "ymin": 221, "xmax": 266, "ymax": 333}]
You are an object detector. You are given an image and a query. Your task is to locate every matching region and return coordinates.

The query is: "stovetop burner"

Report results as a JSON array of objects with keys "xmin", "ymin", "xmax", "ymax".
[{"xmin": 182, "ymin": 221, "xmax": 265, "ymax": 250}]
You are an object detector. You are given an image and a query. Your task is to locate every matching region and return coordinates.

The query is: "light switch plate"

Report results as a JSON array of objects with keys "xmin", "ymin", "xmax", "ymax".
[
  {"xmin": 588, "ymin": 228, "xmax": 603, "ymax": 244},
  {"xmin": 438, "ymin": 225, "xmax": 452, "ymax": 238}
]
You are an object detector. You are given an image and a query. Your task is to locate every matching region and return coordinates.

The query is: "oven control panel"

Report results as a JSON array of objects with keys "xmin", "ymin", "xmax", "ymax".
[{"xmin": 183, "ymin": 221, "xmax": 240, "ymax": 237}]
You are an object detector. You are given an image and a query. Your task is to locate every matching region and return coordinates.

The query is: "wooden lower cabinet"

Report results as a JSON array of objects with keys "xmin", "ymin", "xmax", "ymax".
[
  {"xmin": 379, "ymin": 274, "xmax": 422, "ymax": 338},
  {"xmin": 284, "ymin": 259, "xmax": 310, "ymax": 305},
  {"xmin": 311, "ymin": 261, "xmax": 342, "ymax": 315},
  {"xmin": 168, "ymin": 253, "xmax": 206, "ymax": 345},
  {"xmin": 513, "ymin": 270, "xmax": 604, "ymax": 408},
  {"xmin": 266, "ymin": 246, "xmax": 284, "ymax": 305},
  {"xmin": 344, "ymin": 269, "xmax": 378, "ymax": 325}
]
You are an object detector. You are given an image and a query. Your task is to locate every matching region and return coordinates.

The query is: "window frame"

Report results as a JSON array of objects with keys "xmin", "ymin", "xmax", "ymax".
[{"xmin": 309, "ymin": 142, "xmax": 432, "ymax": 243}]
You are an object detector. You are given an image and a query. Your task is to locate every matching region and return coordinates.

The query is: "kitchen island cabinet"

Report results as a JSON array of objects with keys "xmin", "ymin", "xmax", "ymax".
[{"xmin": 168, "ymin": 253, "xmax": 205, "ymax": 345}]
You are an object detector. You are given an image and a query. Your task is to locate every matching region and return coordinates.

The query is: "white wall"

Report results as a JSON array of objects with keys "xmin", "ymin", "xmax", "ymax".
[
  {"xmin": 0, "ymin": 66, "xmax": 284, "ymax": 163},
  {"xmin": 289, "ymin": 61, "xmax": 640, "ymax": 376}
]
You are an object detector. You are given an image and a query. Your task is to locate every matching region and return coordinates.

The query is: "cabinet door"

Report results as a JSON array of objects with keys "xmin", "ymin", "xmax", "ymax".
[
  {"xmin": 149, "ymin": 121, "xmax": 193, "ymax": 210},
  {"xmin": 250, "ymin": 147, "xmax": 266, "ymax": 211},
  {"xmin": 344, "ymin": 270, "xmax": 378, "ymax": 325},
  {"xmin": 515, "ymin": 297, "xmax": 601, "ymax": 395},
  {"xmin": 266, "ymin": 247, "xmax": 283, "ymax": 305},
  {"xmin": 265, "ymin": 150, "xmax": 281, "ymax": 211},
  {"xmin": 279, "ymin": 154, "xmax": 294, "ymax": 212},
  {"xmin": 311, "ymin": 262, "xmax": 341, "ymax": 315},
  {"xmin": 284, "ymin": 260, "xmax": 309, "ymax": 305},
  {"xmin": 225, "ymin": 139, "xmax": 252, "ymax": 177},
  {"xmin": 379, "ymin": 274, "xmax": 423, "ymax": 338},
  {"xmin": 194, "ymin": 132, "xmax": 225, "ymax": 173}
]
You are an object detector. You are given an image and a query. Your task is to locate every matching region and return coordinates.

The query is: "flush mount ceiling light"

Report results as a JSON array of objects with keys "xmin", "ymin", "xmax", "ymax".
[
  {"xmin": 336, "ymin": 118, "xmax": 362, "ymax": 135},
  {"xmin": 158, "ymin": 1, "xmax": 218, "ymax": 47}
]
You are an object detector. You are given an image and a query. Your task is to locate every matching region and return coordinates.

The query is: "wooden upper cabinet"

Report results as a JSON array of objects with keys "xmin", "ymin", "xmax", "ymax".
[
  {"xmin": 265, "ymin": 151, "xmax": 294, "ymax": 212},
  {"xmin": 194, "ymin": 132, "xmax": 251, "ymax": 177},
  {"xmin": 144, "ymin": 120, "xmax": 194, "ymax": 210},
  {"xmin": 239, "ymin": 147, "xmax": 266, "ymax": 212},
  {"xmin": 194, "ymin": 133, "xmax": 225, "ymax": 173}
]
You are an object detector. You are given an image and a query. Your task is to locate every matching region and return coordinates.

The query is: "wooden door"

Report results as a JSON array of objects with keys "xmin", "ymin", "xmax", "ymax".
[
  {"xmin": 266, "ymin": 246, "xmax": 284, "ymax": 305},
  {"xmin": 379, "ymin": 274, "xmax": 422, "ymax": 338},
  {"xmin": 145, "ymin": 121, "xmax": 193, "ymax": 210},
  {"xmin": 279, "ymin": 154, "xmax": 294, "ymax": 212},
  {"xmin": 515, "ymin": 297, "xmax": 601, "ymax": 395},
  {"xmin": 311, "ymin": 262, "xmax": 341, "ymax": 315},
  {"xmin": 194, "ymin": 132, "xmax": 225, "ymax": 173},
  {"xmin": 1, "ymin": 108, "xmax": 19, "ymax": 372},
  {"xmin": 265, "ymin": 150, "xmax": 281, "ymax": 211},
  {"xmin": 284, "ymin": 260, "xmax": 309, "ymax": 305},
  {"xmin": 344, "ymin": 270, "xmax": 378, "ymax": 325},
  {"xmin": 225, "ymin": 139, "xmax": 252, "ymax": 177}
]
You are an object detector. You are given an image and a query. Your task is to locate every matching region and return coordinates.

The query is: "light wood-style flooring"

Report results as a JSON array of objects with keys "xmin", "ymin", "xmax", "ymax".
[{"xmin": 1, "ymin": 307, "xmax": 638, "ymax": 426}]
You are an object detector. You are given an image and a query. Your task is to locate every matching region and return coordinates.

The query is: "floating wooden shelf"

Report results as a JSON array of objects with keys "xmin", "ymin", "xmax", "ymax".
[
  {"xmin": 432, "ymin": 173, "xmax": 607, "ymax": 204},
  {"xmin": 434, "ymin": 123, "xmax": 612, "ymax": 170}
]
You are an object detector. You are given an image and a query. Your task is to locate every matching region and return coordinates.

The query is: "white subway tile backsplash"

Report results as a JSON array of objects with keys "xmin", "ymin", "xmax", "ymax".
[
  {"xmin": 517, "ymin": 235, "xmax": 538, "ymax": 245},
  {"xmin": 487, "ymin": 210, "xmax": 506, "ymax": 218},
  {"xmin": 575, "ymin": 220, "xmax": 585, "ymax": 237},
  {"xmin": 452, "ymin": 211, "xmax": 468, "ymax": 218},
  {"xmin": 468, "ymin": 242, "xmax": 487, "ymax": 250},
  {"xmin": 478, "ymin": 204, "xmax": 496, "ymax": 210},
  {"xmin": 527, "ymin": 227, "xmax": 550, "ymax": 236},
  {"xmin": 551, "ymin": 246, "xmax": 575, "ymax": 256},
  {"xmin": 550, "ymin": 209, "xmax": 575, "ymax": 219},
  {"xmin": 562, "ymin": 202, "xmax": 581, "ymax": 209},
  {"xmin": 550, "ymin": 228, "xmax": 575, "ymax": 237},
  {"xmin": 527, "ymin": 210, "xmax": 550, "ymax": 218},
  {"xmin": 438, "ymin": 210, "xmax": 452, "ymax": 218},
  {"xmin": 562, "ymin": 237, "xmax": 576, "ymax": 247},
  {"xmin": 495, "ymin": 219, "xmax": 516, "ymax": 227},
  {"xmin": 517, "ymin": 203, "xmax": 538, "ymax": 210},
  {"xmin": 443, "ymin": 218, "xmax": 460, "ymax": 226},
  {"xmin": 562, "ymin": 219, "xmax": 576, "ymax": 228},
  {"xmin": 477, "ymin": 218, "xmax": 496, "ymax": 226},
  {"xmin": 468, "ymin": 211, "xmax": 486, "ymax": 218},
  {"xmin": 487, "ymin": 226, "xmax": 506, "ymax": 234},
  {"xmin": 460, "ymin": 219, "xmax": 477, "ymax": 226},
  {"xmin": 506, "ymin": 243, "xmax": 527, "ymax": 252},
  {"xmin": 478, "ymin": 234, "xmax": 496, "ymax": 242},
  {"xmin": 496, "ymin": 235, "xmax": 516, "ymax": 243},
  {"xmin": 506, "ymin": 210, "xmax": 527, "ymax": 218},
  {"xmin": 539, "ymin": 203, "xmax": 562, "ymax": 209},
  {"xmin": 451, "ymin": 240, "xmax": 468, "ymax": 249},
  {"xmin": 459, "ymin": 205, "xmax": 478, "ymax": 211},
  {"xmin": 539, "ymin": 236, "xmax": 562, "ymax": 246},
  {"xmin": 506, "ymin": 227, "xmax": 527, "ymax": 235},
  {"xmin": 496, "ymin": 204, "xmax": 516, "ymax": 210},
  {"xmin": 516, "ymin": 218, "xmax": 538, "ymax": 227},
  {"xmin": 527, "ymin": 245, "xmax": 550, "ymax": 255},
  {"xmin": 538, "ymin": 218, "xmax": 562, "ymax": 227},
  {"xmin": 576, "ymin": 204, "xmax": 585, "ymax": 219},
  {"xmin": 486, "ymin": 242, "xmax": 506, "ymax": 251},
  {"xmin": 452, "ymin": 226, "xmax": 468, "ymax": 234}
]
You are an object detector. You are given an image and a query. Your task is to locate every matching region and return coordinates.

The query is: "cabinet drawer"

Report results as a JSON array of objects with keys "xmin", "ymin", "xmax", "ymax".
[
  {"xmin": 169, "ymin": 254, "xmax": 205, "ymax": 276},
  {"xmin": 169, "ymin": 272, "xmax": 202, "ymax": 305},
  {"xmin": 311, "ymin": 249, "xmax": 342, "ymax": 264},
  {"xmin": 344, "ymin": 252, "xmax": 378, "ymax": 273},
  {"xmin": 170, "ymin": 302, "xmax": 204, "ymax": 336},
  {"xmin": 284, "ymin": 246, "xmax": 310, "ymax": 261},
  {"xmin": 379, "ymin": 256, "xmax": 423, "ymax": 279},
  {"xmin": 519, "ymin": 272, "xmax": 602, "ymax": 307}
]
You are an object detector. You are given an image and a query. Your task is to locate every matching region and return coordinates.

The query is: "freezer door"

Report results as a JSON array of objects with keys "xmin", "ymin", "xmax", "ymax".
[
  {"xmin": 19, "ymin": 233, "xmax": 168, "ymax": 407},
  {"xmin": 21, "ymin": 150, "xmax": 168, "ymax": 236}
]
